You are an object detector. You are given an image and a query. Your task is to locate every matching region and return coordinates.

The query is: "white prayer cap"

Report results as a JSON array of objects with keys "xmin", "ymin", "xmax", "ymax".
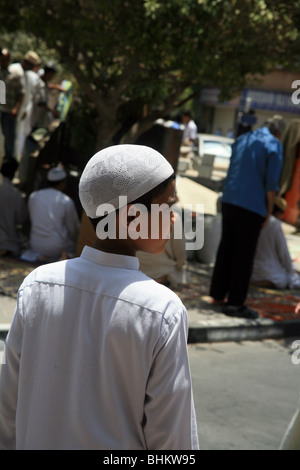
[
  {"xmin": 79, "ymin": 144, "xmax": 174, "ymax": 219},
  {"xmin": 47, "ymin": 167, "xmax": 67, "ymax": 182}
]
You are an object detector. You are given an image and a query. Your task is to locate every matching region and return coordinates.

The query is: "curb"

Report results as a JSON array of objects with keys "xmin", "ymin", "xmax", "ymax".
[
  {"xmin": 2, "ymin": 320, "xmax": 300, "ymax": 344},
  {"xmin": 187, "ymin": 319, "xmax": 300, "ymax": 343},
  {"xmin": 0, "ymin": 325, "xmax": 10, "ymax": 340}
]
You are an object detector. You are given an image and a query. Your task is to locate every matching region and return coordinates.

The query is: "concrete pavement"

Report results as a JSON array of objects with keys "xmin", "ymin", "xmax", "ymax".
[{"xmin": 0, "ymin": 296, "xmax": 15, "ymax": 340}]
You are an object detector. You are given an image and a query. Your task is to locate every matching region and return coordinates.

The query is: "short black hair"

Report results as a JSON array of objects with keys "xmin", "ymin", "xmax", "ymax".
[
  {"xmin": 44, "ymin": 61, "xmax": 57, "ymax": 73},
  {"xmin": 130, "ymin": 172, "xmax": 175, "ymax": 210},
  {"xmin": 89, "ymin": 172, "xmax": 175, "ymax": 231}
]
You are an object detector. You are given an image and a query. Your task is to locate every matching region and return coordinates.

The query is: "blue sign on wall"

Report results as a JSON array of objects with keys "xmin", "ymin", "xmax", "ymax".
[{"xmin": 243, "ymin": 88, "xmax": 300, "ymax": 114}]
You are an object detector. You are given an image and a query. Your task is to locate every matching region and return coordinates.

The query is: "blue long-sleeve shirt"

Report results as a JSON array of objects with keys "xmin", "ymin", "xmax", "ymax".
[{"xmin": 222, "ymin": 127, "xmax": 282, "ymax": 217}]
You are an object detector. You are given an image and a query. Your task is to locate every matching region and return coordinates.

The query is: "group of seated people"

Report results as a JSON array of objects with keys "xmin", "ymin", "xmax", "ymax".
[
  {"xmin": 1, "ymin": 157, "xmax": 299, "ymax": 292},
  {"xmin": 0, "ymin": 160, "xmax": 80, "ymax": 263}
]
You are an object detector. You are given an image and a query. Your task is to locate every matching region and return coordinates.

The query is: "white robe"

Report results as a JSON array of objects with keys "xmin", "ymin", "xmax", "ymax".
[
  {"xmin": 27, "ymin": 187, "xmax": 80, "ymax": 259},
  {"xmin": 0, "ymin": 246, "xmax": 199, "ymax": 450},
  {"xmin": 8, "ymin": 63, "xmax": 40, "ymax": 158},
  {"xmin": 251, "ymin": 215, "xmax": 300, "ymax": 289}
]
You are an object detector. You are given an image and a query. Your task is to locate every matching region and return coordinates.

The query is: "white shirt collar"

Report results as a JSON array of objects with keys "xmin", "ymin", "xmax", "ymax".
[{"xmin": 80, "ymin": 245, "xmax": 140, "ymax": 271}]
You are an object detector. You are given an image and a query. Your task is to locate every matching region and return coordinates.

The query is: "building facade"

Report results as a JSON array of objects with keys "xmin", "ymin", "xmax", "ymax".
[{"xmin": 197, "ymin": 69, "xmax": 300, "ymax": 137}]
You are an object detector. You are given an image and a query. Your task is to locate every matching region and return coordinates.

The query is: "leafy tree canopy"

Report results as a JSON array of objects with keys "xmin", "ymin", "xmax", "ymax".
[{"xmin": 0, "ymin": 0, "xmax": 299, "ymax": 150}]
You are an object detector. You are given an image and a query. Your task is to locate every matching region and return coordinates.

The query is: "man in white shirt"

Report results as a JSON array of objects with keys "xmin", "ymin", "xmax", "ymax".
[
  {"xmin": 181, "ymin": 110, "xmax": 198, "ymax": 145},
  {"xmin": 22, "ymin": 166, "xmax": 80, "ymax": 262},
  {"xmin": 9, "ymin": 51, "xmax": 41, "ymax": 159},
  {"xmin": 0, "ymin": 145, "xmax": 199, "ymax": 450},
  {"xmin": 180, "ymin": 110, "xmax": 198, "ymax": 160}
]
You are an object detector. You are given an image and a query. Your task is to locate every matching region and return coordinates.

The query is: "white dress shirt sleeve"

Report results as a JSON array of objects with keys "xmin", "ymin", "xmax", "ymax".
[{"xmin": 143, "ymin": 307, "xmax": 199, "ymax": 450}]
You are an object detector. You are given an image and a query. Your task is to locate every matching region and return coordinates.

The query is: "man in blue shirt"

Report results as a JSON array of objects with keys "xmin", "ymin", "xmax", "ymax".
[{"xmin": 209, "ymin": 115, "xmax": 285, "ymax": 319}]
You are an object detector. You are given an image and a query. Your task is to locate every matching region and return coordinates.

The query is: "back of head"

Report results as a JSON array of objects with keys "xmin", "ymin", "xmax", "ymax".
[
  {"xmin": 182, "ymin": 110, "xmax": 192, "ymax": 119},
  {"xmin": 44, "ymin": 61, "xmax": 57, "ymax": 74},
  {"xmin": 79, "ymin": 144, "xmax": 174, "ymax": 219},
  {"xmin": 47, "ymin": 167, "xmax": 67, "ymax": 187},
  {"xmin": 264, "ymin": 115, "xmax": 286, "ymax": 138},
  {"xmin": 23, "ymin": 50, "xmax": 41, "ymax": 68}
]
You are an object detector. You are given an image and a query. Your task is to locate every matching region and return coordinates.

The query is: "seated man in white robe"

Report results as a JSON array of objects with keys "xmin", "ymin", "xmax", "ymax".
[
  {"xmin": 21, "ymin": 166, "xmax": 80, "ymax": 262},
  {"xmin": 251, "ymin": 196, "xmax": 300, "ymax": 289}
]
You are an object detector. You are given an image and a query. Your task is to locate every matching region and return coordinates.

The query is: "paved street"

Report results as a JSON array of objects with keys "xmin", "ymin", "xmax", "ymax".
[{"xmin": 189, "ymin": 339, "xmax": 300, "ymax": 450}]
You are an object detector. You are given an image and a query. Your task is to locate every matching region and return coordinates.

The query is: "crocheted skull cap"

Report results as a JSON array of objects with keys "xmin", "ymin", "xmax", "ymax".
[
  {"xmin": 47, "ymin": 167, "xmax": 67, "ymax": 182},
  {"xmin": 79, "ymin": 144, "xmax": 174, "ymax": 218}
]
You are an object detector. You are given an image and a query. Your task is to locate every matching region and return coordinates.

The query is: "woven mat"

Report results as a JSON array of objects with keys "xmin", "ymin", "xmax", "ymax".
[
  {"xmin": 173, "ymin": 268, "xmax": 300, "ymax": 322},
  {"xmin": 247, "ymin": 293, "xmax": 300, "ymax": 321}
]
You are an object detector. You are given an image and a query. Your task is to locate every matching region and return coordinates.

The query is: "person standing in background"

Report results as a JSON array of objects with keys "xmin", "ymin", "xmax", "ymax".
[
  {"xmin": 0, "ymin": 49, "xmax": 24, "ymax": 160},
  {"xmin": 181, "ymin": 110, "xmax": 198, "ymax": 146},
  {"xmin": 8, "ymin": 50, "xmax": 41, "ymax": 160},
  {"xmin": 210, "ymin": 115, "xmax": 286, "ymax": 319}
]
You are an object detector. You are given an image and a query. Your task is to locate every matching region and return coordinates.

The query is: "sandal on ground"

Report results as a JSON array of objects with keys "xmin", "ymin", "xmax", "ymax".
[{"xmin": 222, "ymin": 304, "xmax": 259, "ymax": 320}]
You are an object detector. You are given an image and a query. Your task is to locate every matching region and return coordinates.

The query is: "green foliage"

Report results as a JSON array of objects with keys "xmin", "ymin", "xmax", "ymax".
[
  {"xmin": 0, "ymin": 0, "xmax": 299, "ymax": 148},
  {"xmin": 0, "ymin": 31, "xmax": 55, "ymax": 64}
]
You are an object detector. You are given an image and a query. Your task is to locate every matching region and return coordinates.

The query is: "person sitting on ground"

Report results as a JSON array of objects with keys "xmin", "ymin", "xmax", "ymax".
[
  {"xmin": 251, "ymin": 196, "xmax": 300, "ymax": 289},
  {"xmin": 21, "ymin": 166, "xmax": 80, "ymax": 262},
  {"xmin": 0, "ymin": 158, "xmax": 27, "ymax": 257},
  {"xmin": 0, "ymin": 144, "xmax": 199, "ymax": 450}
]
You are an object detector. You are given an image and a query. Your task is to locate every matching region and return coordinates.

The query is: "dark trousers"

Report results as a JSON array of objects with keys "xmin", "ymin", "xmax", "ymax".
[
  {"xmin": 210, "ymin": 203, "xmax": 264, "ymax": 306},
  {"xmin": 1, "ymin": 111, "xmax": 16, "ymax": 159}
]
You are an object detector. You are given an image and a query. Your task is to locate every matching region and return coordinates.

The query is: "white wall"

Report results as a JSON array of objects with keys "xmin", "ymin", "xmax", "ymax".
[{"xmin": 212, "ymin": 106, "xmax": 236, "ymax": 137}]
